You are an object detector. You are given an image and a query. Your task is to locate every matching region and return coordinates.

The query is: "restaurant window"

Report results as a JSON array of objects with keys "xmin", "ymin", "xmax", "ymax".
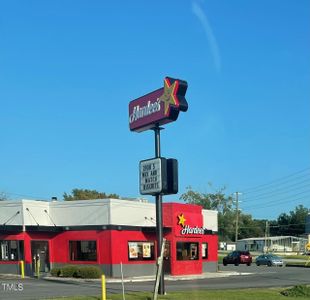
[
  {"xmin": 69, "ymin": 241, "xmax": 97, "ymax": 261},
  {"xmin": 176, "ymin": 242, "xmax": 199, "ymax": 260},
  {"xmin": 0, "ymin": 240, "xmax": 24, "ymax": 261},
  {"xmin": 128, "ymin": 241, "xmax": 155, "ymax": 261},
  {"xmin": 202, "ymin": 242, "xmax": 208, "ymax": 259}
]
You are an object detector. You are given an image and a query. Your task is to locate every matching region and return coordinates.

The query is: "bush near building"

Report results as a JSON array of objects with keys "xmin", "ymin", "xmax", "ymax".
[{"xmin": 50, "ymin": 265, "xmax": 101, "ymax": 279}]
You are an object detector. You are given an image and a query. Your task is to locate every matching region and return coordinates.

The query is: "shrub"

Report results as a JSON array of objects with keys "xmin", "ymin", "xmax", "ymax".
[
  {"xmin": 60, "ymin": 265, "xmax": 79, "ymax": 277},
  {"xmin": 50, "ymin": 265, "xmax": 101, "ymax": 279},
  {"xmin": 50, "ymin": 267, "xmax": 61, "ymax": 277},
  {"xmin": 281, "ymin": 285, "xmax": 310, "ymax": 297},
  {"xmin": 78, "ymin": 266, "xmax": 101, "ymax": 279}
]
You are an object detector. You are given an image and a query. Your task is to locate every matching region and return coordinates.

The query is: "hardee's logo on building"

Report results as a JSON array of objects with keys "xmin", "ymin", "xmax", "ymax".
[
  {"xmin": 177, "ymin": 213, "xmax": 205, "ymax": 235},
  {"xmin": 178, "ymin": 213, "xmax": 187, "ymax": 228},
  {"xmin": 129, "ymin": 77, "xmax": 188, "ymax": 132}
]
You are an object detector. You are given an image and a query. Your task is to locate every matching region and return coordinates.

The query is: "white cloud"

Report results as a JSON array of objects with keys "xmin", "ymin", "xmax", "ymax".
[{"xmin": 192, "ymin": 1, "xmax": 222, "ymax": 73}]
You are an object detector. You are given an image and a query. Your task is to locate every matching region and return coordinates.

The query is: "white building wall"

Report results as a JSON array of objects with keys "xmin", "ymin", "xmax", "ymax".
[
  {"xmin": 0, "ymin": 199, "xmax": 218, "ymax": 230},
  {"xmin": 227, "ymin": 243, "xmax": 236, "ymax": 251},
  {"xmin": 49, "ymin": 199, "xmax": 156, "ymax": 227},
  {"xmin": 22, "ymin": 200, "xmax": 50, "ymax": 226},
  {"xmin": 109, "ymin": 199, "xmax": 156, "ymax": 227},
  {"xmin": 49, "ymin": 199, "xmax": 110, "ymax": 226},
  {"xmin": 202, "ymin": 209, "xmax": 218, "ymax": 232},
  {"xmin": 0, "ymin": 200, "xmax": 50, "ymax": 226},
  {"xmin": 0, "ymin": 201, "xmax": 23, "ymax": 225}
]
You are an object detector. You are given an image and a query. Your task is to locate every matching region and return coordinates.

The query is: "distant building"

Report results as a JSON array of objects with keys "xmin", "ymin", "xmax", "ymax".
[
  {"xmin": 236, "ymin": 236, "xmax": 307, "ymax": 253},
  {"xmin": 219, "ymin": 242, "xmax": 236, "ymax": 251}
]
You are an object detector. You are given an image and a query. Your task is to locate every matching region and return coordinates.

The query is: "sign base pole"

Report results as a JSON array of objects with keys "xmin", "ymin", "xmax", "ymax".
[{"xmin": 153, "ymin": 126, "xmax": 165, "ymax": 295}]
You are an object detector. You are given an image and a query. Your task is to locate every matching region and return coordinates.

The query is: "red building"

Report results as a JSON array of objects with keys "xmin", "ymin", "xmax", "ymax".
[{"xmin": 0, "ymin": 199, "xmax": 218, "ymax": 277}]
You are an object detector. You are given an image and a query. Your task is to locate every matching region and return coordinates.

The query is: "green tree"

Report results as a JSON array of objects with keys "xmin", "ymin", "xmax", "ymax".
[
  {"xmin": 289, "ymin": 205, "xmax": 309, "ymax": 235},
  {"xmin": 180, "ymin": 186, "xmax": 233, "ymax": 212},
  {"xmin": 218, "ymin": 210, "xmax": 236, "ymax": 241},
  {"xmin": 238, "ymin": 214, "xmax": 265, "ymax": 240},
  {"xmin": 180, "ymin": 186, "xmax": 235, "ymax": 241},
  {"xmin": 270, "ymin": 205, "xmax": 309, "ymax": 236},
  {"xmin": 63, "ymin": 188, "xmax": 120, "ymax": 201},
  {"xmin": 180, "ymin": 186, "xmax": 268, "ymax": 241}
]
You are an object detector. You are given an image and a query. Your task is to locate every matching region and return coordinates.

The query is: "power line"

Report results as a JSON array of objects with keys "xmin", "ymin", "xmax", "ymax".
[
  {"xmin": 243, "ymin": 187, "xmax": 310, "ymax": 206},
  {"xmin": 238, "ymin": 222, "xmax": 307, "ymax": 230},
  {"xmin": 237, "ymin": 193, "xmax": 309, "ymax": 211},
  {"xmin": 242, "ymin": 193, "xmax": 310, "ymax": 210},
  {"xmin": 243, "ymin": 179, "xmax": 310, "ymax": 201},
  {"xmin": 242, "ymin": 187, "xmax": 310, "ymax": 206},
  {"xmin": 242, "ymin": 167, "xmax": 310, "ymax": 194},
  {"xmin": 238, "ymin": 168, "xmax": 310, "ymax": 212}
]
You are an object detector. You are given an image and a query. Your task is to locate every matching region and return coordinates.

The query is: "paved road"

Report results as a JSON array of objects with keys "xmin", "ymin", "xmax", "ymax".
[
  {"xmin": 109, "ymin": 265, "xmax": 310, "ymax": 293},
  {"xmin": 0, "ymin": 265, "xmax": 309, "ymax": 300}
]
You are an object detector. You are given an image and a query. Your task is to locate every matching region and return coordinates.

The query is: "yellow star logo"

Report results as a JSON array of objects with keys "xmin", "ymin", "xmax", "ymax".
[
  {"xmin": 158, "ymin": 78, "xmax": 179, "ymax": 115},
  {"xmin": 178, "ymin": 213, "xmax": 186, "ymax": 228}
]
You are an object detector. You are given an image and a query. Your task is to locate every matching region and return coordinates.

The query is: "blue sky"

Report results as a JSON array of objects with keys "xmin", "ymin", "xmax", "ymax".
[{"xmin": 0, "ymin": 0, "xmax": 309, "ymax": 220}]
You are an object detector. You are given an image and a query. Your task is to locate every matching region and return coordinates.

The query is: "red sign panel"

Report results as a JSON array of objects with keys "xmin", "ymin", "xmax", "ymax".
[{"xmin": 129, "ymin": 77, "xmax": 188, "ymax": 132}]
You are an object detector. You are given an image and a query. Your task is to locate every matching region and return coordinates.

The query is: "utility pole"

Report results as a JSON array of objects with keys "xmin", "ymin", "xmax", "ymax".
[
  {"xmin": 235, "ymin": 192, "xmax": 240, "ymax": 243},
  {"xmin": 264, "ymin": 221, "xmax": 269, "ymax": 253}
]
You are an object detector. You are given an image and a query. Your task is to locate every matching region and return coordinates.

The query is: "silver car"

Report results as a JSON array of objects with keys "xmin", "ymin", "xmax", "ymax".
[{"xmin": 256, "ymin": 254, "xmax": 284, "ymax": 267}]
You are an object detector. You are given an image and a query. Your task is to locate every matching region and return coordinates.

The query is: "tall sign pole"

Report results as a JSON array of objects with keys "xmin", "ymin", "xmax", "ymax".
[
  {"xmin": 153, "ymin": 125, "xmax": 164, "ymax": 294},
  {"xmin": 129, "ymin": 77, "xmax": 188, "ymax": 296}
]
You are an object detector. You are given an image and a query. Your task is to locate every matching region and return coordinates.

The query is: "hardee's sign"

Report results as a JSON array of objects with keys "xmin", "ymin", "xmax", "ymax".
[
  {"xmin": 129, "ymin": 77, "xmax": 188, "ymax": 132},
  {"xmin": 177, "ymin": 213, "xmax": 205, "ymax": 235}
]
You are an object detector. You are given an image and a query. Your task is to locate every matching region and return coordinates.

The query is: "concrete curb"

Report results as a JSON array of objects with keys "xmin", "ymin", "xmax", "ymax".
[{"xmin": 42, "ymin": 271, "xmax": 253, "ymax": 284}]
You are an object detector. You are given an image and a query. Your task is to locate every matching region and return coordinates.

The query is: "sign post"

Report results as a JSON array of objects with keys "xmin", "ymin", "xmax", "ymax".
[
  {"xmin": 153, "ymin": 238, "xmax": 166, "ymax": 300},
  {"xmin": 129, "ymin": 77, "xmax": 188, "ymax": 296},
  {"xmin": 153, "ymin": 125, "xmax": 165, "ymax": 295}
]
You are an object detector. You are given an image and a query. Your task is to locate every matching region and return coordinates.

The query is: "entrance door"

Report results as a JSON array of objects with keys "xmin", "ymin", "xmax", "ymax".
[
  {"xmin": 163, "ymin": 241, "xmax": 171, "ymax": 274},
  {"xmin": 31, "ymin": 241, "xmax": 50, "ymax": 273}
]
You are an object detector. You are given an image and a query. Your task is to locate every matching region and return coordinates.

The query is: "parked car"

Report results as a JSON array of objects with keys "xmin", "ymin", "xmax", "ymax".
[
  {"xmin": 255, "ymin": 254, "xmax": 284, "ymax": 267},
  {"xmin": 223, "ymin": 251, "xmax": 252, "ymax": 266}
]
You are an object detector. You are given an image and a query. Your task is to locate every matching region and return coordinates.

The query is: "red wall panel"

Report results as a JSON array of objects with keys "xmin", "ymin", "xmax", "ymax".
[{"xmin": 109, "ymin": 230, "xmax": 156, "ymax": 265}]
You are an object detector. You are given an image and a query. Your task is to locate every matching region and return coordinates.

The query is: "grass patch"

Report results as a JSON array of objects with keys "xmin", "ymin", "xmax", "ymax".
[
  {"xmin": 285, "ymin": 261, "xmax": 310, "ymax": 267},
  {"xmin": 218, "ymin": 254, "xmax": 225, "ymax": 263},
  {"xmin": 42, "ymin": 287, "xmax": 310, "ymax": 300},
  {"xmin": 281, "ymin": 285, "xmax": 310, "ymax": 297},
  {"xmin": 283, "ymin": 255, "xmax": 308, "ymax": 260}
]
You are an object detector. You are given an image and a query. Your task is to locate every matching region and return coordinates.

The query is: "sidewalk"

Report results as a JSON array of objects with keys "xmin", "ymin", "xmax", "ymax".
[{"xmin": 42, "ymin": 270, "xmax": 253, "ymax": 284}]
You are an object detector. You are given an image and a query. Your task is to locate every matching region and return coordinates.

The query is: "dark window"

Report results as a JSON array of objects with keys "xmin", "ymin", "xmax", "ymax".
[
  {"xmin": 164, "ymin": 241, "xmax": 170, "ymax": 259},
  {"xmin": 0, "ymin": 240, "xmax": 24, "ymax": 261},
  {"xmin": 202, "ymin": 242, "xmax": 208, "ymax": 259},
  {"xmin": 69, "ymin": 241, "xmax": 97, "ymax": 261},
  {"xmin": 128, "ymin": 241, "xmax": 155, "ymax": 261},
  {"xmin": 176, "ymin": 242, "xmax": 199, "ymax": 260}
]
